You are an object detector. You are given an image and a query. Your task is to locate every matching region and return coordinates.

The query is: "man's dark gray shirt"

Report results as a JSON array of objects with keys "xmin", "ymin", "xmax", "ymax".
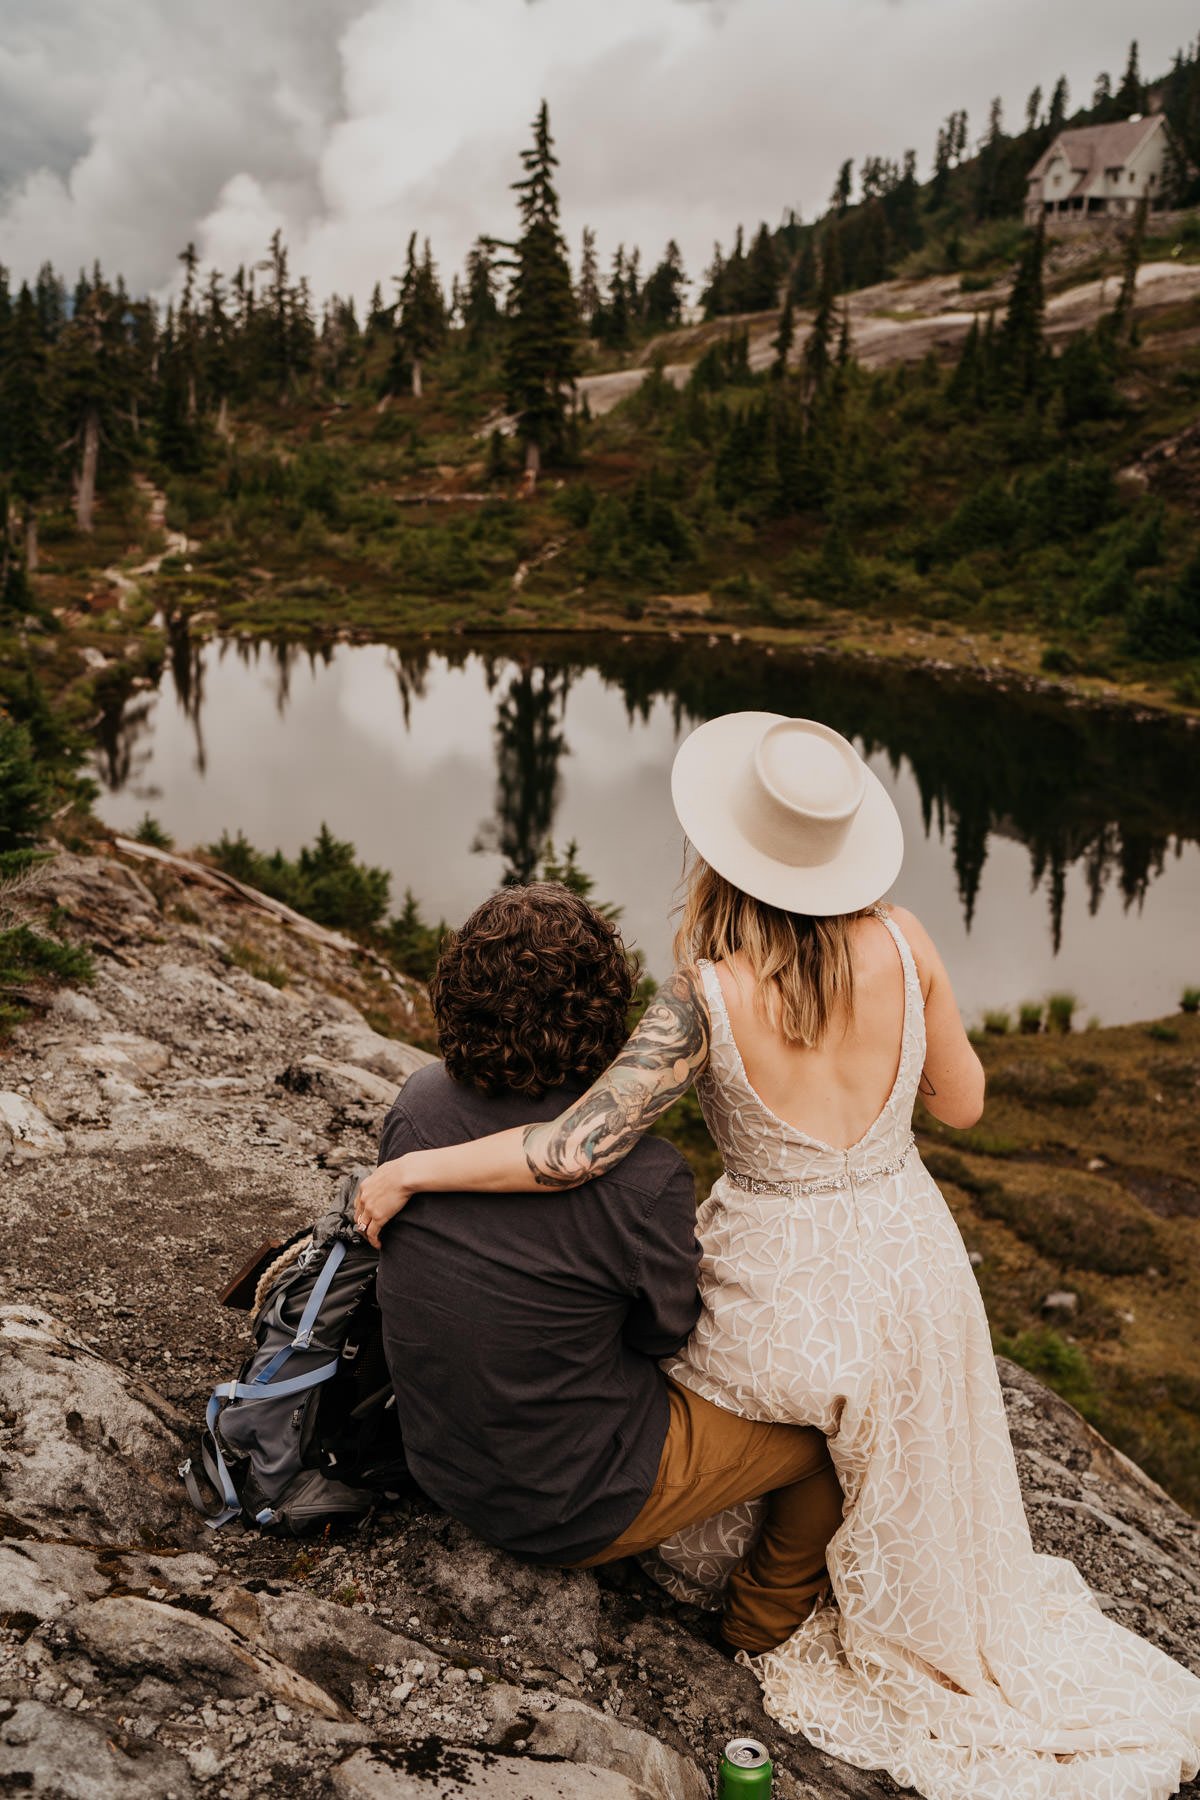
[{"xmin": 376, "ymin": 1063, "xmax": 700, "ymax": 1564}]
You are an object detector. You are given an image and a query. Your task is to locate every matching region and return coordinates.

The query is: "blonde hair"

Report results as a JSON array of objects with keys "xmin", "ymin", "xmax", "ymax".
[{"xmin": 674, "ymin": 857, "xmax": 867, "ymax": 1048}]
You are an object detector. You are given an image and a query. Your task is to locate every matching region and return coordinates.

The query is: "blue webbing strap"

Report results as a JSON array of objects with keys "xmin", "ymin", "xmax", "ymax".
[
  {"xmin": 183, "ymin": 1358, "xmax": 341, "ymax": 1529},
  {"xmin": 253, "ymin": 1239, "xmax": 348, "ymax": 1386}
]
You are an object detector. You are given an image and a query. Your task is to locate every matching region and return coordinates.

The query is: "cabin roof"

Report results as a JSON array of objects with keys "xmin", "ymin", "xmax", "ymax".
[{"xmin": 1027, "ymin": 115, "xmax": 1165, "ymax": 196}]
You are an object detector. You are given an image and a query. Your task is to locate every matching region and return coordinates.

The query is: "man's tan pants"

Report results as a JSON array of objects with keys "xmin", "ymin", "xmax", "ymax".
[{"xmin": 575, "ymin": 1379, "xmax": 843, "ymax": 1655}]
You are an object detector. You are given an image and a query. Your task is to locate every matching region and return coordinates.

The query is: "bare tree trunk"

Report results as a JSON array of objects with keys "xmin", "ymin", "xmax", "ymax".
[
  {"xmin": 24, "ymin": 508, "xmax": 38, "ymax": 574},
  {"xmin": 522, "ymin": 437, "xmax": 541, "ymax": 495},
  {"xmin": 411, "ymin": 357, "xmax": 423, "ymax": 400},
  {"xmin": 187, "ymin": 373, "xmax": 197, "ymax": 421},
  {"xmin": 130, "ymin": 396, "xmax": 139, "ymax": 436},
  {"xmin": 75, "ymin": 407, "xmax": 100, "ymax": 534},
  {"xmin": 216, "ymin": 394, "xmax": 229, "ymax": 438}
]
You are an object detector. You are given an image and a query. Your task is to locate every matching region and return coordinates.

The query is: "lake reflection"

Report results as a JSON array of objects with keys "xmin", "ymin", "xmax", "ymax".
[{"xmin": 93, "ymin": 632, "xmax": 1200, "ymax": 1025}]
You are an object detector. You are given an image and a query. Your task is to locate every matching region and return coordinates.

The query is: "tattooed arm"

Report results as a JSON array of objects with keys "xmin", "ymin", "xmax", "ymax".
[
  {"xmin": 353, "ymin": 967, "xmax": 711, "ymax": 1246},
  {"xmin": 521, "ymin": 965, "xmax": 711, "ymax": 1187}
]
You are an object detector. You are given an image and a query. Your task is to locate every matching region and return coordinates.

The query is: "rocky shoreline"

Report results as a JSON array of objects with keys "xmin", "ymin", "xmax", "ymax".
[{"xmin": 2, "ymin": 848, "xmax": 1198, "ymax": 1798}]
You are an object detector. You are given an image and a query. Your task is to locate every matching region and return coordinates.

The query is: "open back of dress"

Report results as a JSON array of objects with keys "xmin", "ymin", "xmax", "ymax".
[{"xmin": 654, "ymin": 912, "xmax": 1200, "ymax": 1800}]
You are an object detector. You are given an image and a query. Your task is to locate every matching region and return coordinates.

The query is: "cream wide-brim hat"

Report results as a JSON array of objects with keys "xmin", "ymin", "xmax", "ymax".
[{"xmin": 670, "ymin": 712, "xmax": 904, "ymax": 917}]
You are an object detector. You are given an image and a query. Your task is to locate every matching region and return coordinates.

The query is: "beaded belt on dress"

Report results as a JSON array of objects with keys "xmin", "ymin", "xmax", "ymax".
[{"xmin": 724, "ymin": 1135, "xmax": 916, "ymax": 1198}]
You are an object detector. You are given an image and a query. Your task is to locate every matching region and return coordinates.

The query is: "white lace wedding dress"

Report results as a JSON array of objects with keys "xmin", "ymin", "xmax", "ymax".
[{"xmin": 652, "ymin": 911, "xmax": 1200, "ymax": 1800}]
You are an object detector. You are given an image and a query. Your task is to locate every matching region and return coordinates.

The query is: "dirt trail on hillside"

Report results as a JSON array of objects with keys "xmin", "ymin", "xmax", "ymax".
[
  {"xmin": 103, "ymin": 473, "xmax": 194, "ymax": 610},
  {"xmin": 570, "ymin": 258, "xmax": 1200, "ymax": 420}
]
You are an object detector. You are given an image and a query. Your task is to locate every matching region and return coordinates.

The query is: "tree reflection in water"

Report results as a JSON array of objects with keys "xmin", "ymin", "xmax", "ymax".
[
  {"xmin": 472, "ymin": 661, "xmax": 572, "ymax": 885},
  {"xmin": 93, "ymin": 627, "xmax": 1200, "ymax": 953}
]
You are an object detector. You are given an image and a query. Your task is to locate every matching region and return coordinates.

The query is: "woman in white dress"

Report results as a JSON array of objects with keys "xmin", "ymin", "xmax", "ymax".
[{"xmin": 356, "ymin": 713, "xmax": 1200, "ymax": 1800}]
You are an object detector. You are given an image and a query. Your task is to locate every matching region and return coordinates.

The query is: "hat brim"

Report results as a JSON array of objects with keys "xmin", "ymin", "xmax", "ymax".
[{"xmin": 671, "ymin": 711, "xmax": 904, "ymax": 917}]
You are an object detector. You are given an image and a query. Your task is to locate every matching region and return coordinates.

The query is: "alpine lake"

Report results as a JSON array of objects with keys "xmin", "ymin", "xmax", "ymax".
[{"xmin": 93, "ymin": 628, "xmax": 1200, "ymax": 1028}]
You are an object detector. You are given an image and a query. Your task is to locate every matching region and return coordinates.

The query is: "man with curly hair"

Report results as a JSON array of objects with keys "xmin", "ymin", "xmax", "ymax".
[{"xmin": 376, "ymin": 884, "xmax": 840, "ymax": 1655}]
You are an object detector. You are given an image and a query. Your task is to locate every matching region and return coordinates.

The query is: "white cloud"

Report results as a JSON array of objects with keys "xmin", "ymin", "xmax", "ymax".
[{"xmin": 1, "ymin": 0, "xmax": 1196, "ymax": 307}]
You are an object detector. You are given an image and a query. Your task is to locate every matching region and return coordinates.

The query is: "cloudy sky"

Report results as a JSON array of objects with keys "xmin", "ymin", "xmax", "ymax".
[{"xmin": 1, "ymin": 0, "xmax": 1195, "ymax": 309}]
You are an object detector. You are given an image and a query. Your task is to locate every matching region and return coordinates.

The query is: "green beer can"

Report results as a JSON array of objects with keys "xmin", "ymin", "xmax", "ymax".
[{"xmin": 718, "ymin": 1737, "xmax": 772, "ymax": 1797}]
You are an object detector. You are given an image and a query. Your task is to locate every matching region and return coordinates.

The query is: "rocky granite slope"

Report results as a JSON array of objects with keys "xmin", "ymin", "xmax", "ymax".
[{"xmin": 1, "ymin": 849, "xmax": 1198, "ymax": 1799}]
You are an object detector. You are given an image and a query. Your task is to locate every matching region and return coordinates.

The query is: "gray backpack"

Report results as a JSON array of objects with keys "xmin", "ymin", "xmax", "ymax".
[{"xmin": 181, "ymin": 1171, "xmax": 412, "ymax": 1534}]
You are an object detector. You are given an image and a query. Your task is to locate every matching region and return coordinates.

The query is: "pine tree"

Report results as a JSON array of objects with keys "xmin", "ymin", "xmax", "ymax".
[
  {"xmin": 1092, "ymin": 71, "xmax": 1115, "ymax": 119},
  {"xmin": 700, "ymin": 243, "xmax": 728, "ymax": 318},
  {"xmin": 203, "ymin": 270, "xmax": 234, "ymax": 433},
  {"xmin": 1115, "ymin": 40, "xmax": 1145, "ymax": 116},
  {"xmin": 974, "ymin": 97, "xmax": 1006, "ymax": 220},
  {"xmin": 156, "ymin": 309, "xmax": 206, "ymax": 473},
  {"xmin": 1109, "ymin": 193, "xmax": 1149, "ymax": 345},
  {"xmin": 999, "ymin": 222, "xmax": 1047, "ymax": 400},
  {"xmin": 803, "ymin": 226, "xmax": 841, "ymax": 393},
  {"xmin": 625, "ymin": 246, "xmax": 641, "ymax": 322},
  {"xmin": 772, "ymin": 292, "xmax": 794, "ymax": 377},
  {"xmin": 0, "ymin": 282, "xmax": 57, "ymax": 572},
  {"xmin": 33, "ymin": 263, "xmax": 66, "ymax": 340},
  {"xmin": 393, "ymin": 233, "xmax": 445, "ymax": 398},
  {"xmin": 1025, "ymin": 86, "xmax": 1043, "ymax": 135},
  {"xmin": 602, "ymin": 246, "xmax": 631, "ymax": 349},
  {"xmin": 577, "ymin": 227, "xmax": 601, "ymax": 332},
  {"xmin": 830, "ymin": 160, "xmax": 854, "ymax": 217},
  {"xmin": 366, "ymin": 282, "xmax": 388, "ymax": 337},
  {"xmin": 947, "ymin": 316, "xmax": 982, "ymax": 411},
  {"xmin": 1163, "ymin": 44, "xmax": 1200, "ymax": 205},
  {"xmin": 746, "ymin": 223, "xmax": 780, "ymax": 310},
  {"xmin": 259, "ymin": 229, "xmax": 294, "ymax": 395},
  {"xmin": 503, "ymin": 102, "xmax": 580, "ymax": 483},
  {"xmin": 790, "ymin": 235, "xmax": 818, "ymax": 304},
  {"xmin": 642, "ymin": 241, "xmax": 686, "ymax": 332},
  {"xmin": 886, "ymin": 152, "xmax": 922, "ymax": 253},
  {"xmin": 176, "ymin": 242, "xmax": 201, "ymax": 420},
  {"xmin": 724, "ymin": 227, "xmax": 748, "ymax": 312},
  {"xmin": 57, "ymin": 278, "xmax": 133, "ymax": 533},
  {"xmin": 836, "ymin": 300, "xmax": 852, "ymax": 369},
  {"xmin": 1047, "ymin": 76, "xmax": 1069, "ymax": 136},
  {"xmin": 462, "ymin": 238, "xmax": 500, "ymax": 351}
]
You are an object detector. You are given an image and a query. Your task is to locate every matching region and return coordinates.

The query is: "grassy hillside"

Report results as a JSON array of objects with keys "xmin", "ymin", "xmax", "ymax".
[{"xmin": 16, "ymin": 223, "xmax": 1188, "ymax": 722}]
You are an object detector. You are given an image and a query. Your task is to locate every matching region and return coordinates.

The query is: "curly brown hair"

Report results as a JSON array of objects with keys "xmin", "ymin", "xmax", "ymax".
[{"xmin": 430, "ymin": 883, "xmax": 634, "ymax": 1098}]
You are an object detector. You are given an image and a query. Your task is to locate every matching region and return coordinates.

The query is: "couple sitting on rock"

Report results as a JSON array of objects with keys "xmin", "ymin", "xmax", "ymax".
[{"xmin": 357, "ymin": 714, "xmax": 1200, "ymax": 1800}]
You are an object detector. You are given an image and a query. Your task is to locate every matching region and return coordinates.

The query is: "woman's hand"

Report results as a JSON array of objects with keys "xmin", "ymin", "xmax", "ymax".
[{"xmin": 354, "ymin": 1155, "xmax": 418, "ymax": 1248}]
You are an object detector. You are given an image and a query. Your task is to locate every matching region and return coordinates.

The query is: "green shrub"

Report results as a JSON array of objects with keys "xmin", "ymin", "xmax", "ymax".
[
  {"xmin": 1018, "ymin": 1002, "xmax": 1043, "ymax": 1035},
  {"xmin": 0, "ymin": 717, "xmax": 51, "ymax": 860},
  {"xmin": 0, "ymin": 922, "xmax": 94, "ymax": 1035},
  {"xmin": 134, "ymin": 813, "xmax": 173, "ymax": 849},
  {"xmin": 1180, "ymin": 986, "xmax": 1200, "ymax": 1014},
  {"xmin": 1146, "ymin": 1021, "xmax": 1180, "ymax": 1043},
  {"xmin": 381, "ymin": 890, "xmax": 447, "ymax": 984},
  {"xmin": 1046, "ymin": 991, "xmax": 1077, "ymax": 1034},
  {"xmin": 994, "ymin": 1327, "xmax": 1098, "ymax": 1418},
  {"xmin": 988, "ymin": 1057, "xmax": 1097, "ymax": 1107},
  {"xmin": 209, "ymin": 824, "xmax": 391, "ymax": 933},
  {"xmin": 982, "ymin": 1009, "xmax": 1011, "ymax": 1035}
]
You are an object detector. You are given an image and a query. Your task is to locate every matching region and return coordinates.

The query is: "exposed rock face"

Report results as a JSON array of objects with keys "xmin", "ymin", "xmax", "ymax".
[{"xmin": 2, "ymin": 850, "xmax": 1197, "ymax": 1797}]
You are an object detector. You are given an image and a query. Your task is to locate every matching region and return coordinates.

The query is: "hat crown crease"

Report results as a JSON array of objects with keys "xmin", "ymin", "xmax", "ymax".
[{"xmin": 742, "ymin": 723, "xmax": 866, "ymax": 870}]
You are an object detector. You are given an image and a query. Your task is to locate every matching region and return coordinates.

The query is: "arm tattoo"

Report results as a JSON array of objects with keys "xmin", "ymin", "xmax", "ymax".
[
  {"xmin": 522, "ymin": 966, "xmax": 711, "ymax": 1188},
  {"xmin": 919, "ymin": 1071, "xmax": 937, "ymax": 1097}
]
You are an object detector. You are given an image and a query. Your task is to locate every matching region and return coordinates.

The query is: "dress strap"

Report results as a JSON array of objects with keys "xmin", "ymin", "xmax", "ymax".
[
  {"xmin": 871, "ymin": 907, "xmax": 926, "ymax": 1066},
  {"xmin": 695, "ymin": 958, "xmax": 733, "ymax": 1047}
]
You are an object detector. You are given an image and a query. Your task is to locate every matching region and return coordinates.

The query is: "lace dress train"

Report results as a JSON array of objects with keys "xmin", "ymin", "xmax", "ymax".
[{"xmin": 652, "ymin": 918, "xmax": 1200, "ymax": 1800}]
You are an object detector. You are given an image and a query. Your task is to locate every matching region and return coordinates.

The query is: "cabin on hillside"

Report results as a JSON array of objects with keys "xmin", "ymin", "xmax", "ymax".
[{"xmin": 1025, "ymin": 115, "xmax": 1168, "ymax": 224}]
